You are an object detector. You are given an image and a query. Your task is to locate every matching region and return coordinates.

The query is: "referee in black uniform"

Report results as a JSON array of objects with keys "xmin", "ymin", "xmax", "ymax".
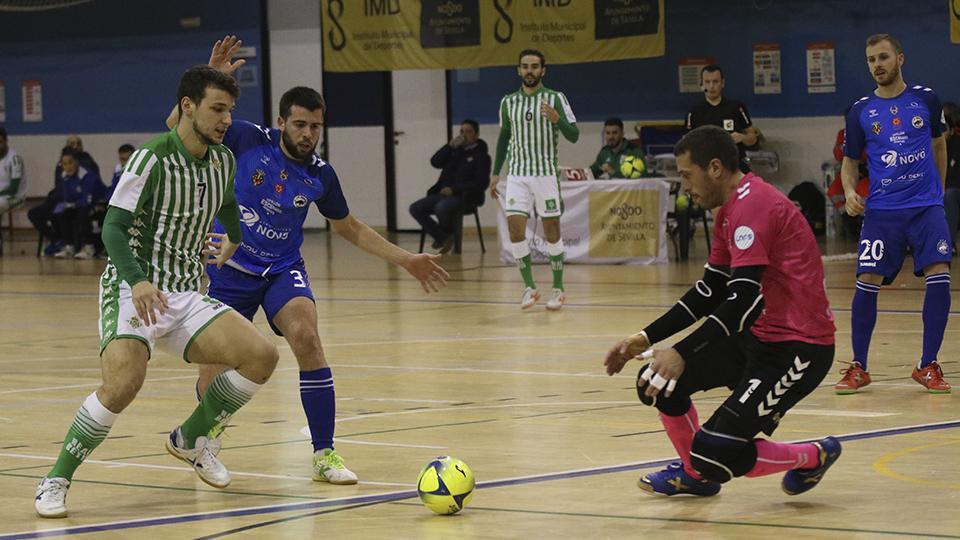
[{"xmin": 685, "ymin": 65, "xmax": 758, "ymax": 173}]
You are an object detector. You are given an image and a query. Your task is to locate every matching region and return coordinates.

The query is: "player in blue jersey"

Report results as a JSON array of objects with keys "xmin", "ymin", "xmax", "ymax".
[
  {"xmin": 835, "ymin": 34, "xmax": 951, "ymax": 394},
  {"xmin": 167, "ymin": 37, "xmax": 450, "ymax": 483}
]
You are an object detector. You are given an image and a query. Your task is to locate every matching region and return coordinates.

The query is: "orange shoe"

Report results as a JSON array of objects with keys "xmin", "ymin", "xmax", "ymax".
[
  {"xmin": 834, "ymin": 362, "xmax": 871, "ymax": 394},
  {"xmin": 912, "ymin": 362, "xmax": 952, "ymax": 393}
]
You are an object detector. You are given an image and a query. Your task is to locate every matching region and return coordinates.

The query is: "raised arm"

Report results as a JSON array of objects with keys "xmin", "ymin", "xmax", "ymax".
[{"xmin": 166, "ymin": 35, "xmax": 247, "ymax": 129}]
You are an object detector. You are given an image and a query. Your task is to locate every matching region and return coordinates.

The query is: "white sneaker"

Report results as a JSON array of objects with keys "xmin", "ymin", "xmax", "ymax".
[
  {"xmin": 520, "ymin": 287, "xmax": 540, "ymax": 309},
  {"xmin": 35, "ymin": 477, "xmax": 70, "ymax": 518},
  {"xmin": 74, "ymin": 244, "xmax": 96, "ymax": 259},
  {"xmin": 546, "ymin": 288, "xmax": 566, "ymax": 311},
  {"xmin": 165, "ymin": 427, "xmax": 231, "ymax": 488},
  {"xmin": 53, "ymin": 245, "xmax": 76, "ymax": 258},
  {"xmin": 313, "ymin": 448, "xmax": 358, "ymax": 485}
]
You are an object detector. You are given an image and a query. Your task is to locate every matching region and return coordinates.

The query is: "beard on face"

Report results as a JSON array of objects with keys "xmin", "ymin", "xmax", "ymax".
[
  {"xmin": 192, "ymin": 118, "xmax": 219, "ymax": 146},
  {"xmin": 522, "ymin": 73, "xmax": 541, "ymax": 88},
  {"xmin": 875, "ymin": 64, "xmax": 900, "ymax": 86},
  {"xmin": 281, "ymin": 129, "xmax": 315, "ymax": 161}
]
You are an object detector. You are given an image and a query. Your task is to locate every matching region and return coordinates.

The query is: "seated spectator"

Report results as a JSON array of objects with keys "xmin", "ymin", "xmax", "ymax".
[
  {"xmin": 56, "ymin": 135, "xmax": 99, "ymax": 178},
  {"xmin": 91, "ymin": 143, "xmax": 135, "ymax": 256},
  {"xmin": 0, "ymin": 127, "xmax": 25, "ymax": 254},
  {"xmin": 942, "ymin": 103, "xmax": 960, "ymax": 252},
  {"xmin": 0, "ymin": 127, "xmax": 25, "ymax": 213},
  {"xmin": 409, "ymin": 119, "xmax": 490, "ymax": 254},
  {"xmin": 30, "ymin": 147, "xmax": 102, "ymax": 258},
  {"xmin": 590, "ymin": 117, "xmax": 649, "ymax": 179}
]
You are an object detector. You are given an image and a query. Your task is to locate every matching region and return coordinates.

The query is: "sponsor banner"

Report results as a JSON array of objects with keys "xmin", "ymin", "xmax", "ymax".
[
  {"xmin": 322, "ymin": 0, "xmax": 665, "ymax": 72},
  {"xmin": 22, "ymin": 79, "xmax": 42, "ymax": 122},
  {"xmin": 806, "ymin": 42, "xmax": 836, "ymax": 94},
  {"xmin": 952, "ymin": 0, "xmax": 960, "ymax": 43},
  {"xmin": 497, "ymin": 178, "xmax": 670, "ymax": 265},
  {"xmin": 753, "ymin": 43, "xmax": 781, "ymax": 95}
]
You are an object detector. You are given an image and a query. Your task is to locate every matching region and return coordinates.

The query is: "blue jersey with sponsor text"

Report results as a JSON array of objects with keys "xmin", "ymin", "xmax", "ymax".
[
  {"xmin": 844, "ymin": 85, "xmax": 946, "ymax": 210},
  {"xmin": 214, "ymin": 120, "xmax": 349, "ymax": 275}
]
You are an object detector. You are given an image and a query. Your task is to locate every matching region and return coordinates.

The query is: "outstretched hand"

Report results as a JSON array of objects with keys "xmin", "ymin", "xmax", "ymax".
[
  {"xmin": 404, "ymin": 253, "xmax": 450, "ymax": 293},
  {"xmin": 208, "ymin": 35, "xmax": 247, "ymax": 75},
  {"xmin": 604, "ymin": 332, "xmax": 652, "ymax": 376}
]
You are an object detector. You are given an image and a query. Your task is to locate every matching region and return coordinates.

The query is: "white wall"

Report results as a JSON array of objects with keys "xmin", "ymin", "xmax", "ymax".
[
  {"xmin": 8, "ymin": 132, "xmax": 160, "ymax": 198},
  {"xmin": 324, "ymin": 126, "xmax": 387, "ymax": 228},
  {"xmin": 267, "ymin": 0, "xmax": 323, "ymax": 123}
]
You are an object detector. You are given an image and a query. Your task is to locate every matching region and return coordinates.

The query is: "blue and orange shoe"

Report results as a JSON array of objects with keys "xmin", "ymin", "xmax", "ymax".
[
  {"xmin": 638, "ymin": 462, "xmax": 721, "ymax": 497},
  {"xmin": 782, "ymin": 436, "xmax": 842, "ymax": 495}
]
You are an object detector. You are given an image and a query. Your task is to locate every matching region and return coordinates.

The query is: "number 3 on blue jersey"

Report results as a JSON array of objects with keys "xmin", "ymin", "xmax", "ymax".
[{"xmin": 290, "ymin": 269, "xmax": 307, "ymax": 288}]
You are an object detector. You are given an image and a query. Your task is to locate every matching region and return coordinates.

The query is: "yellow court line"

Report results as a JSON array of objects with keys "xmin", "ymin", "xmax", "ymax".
[{"xmin": 873, "ymin": 438, "xmax": 960, "ymax": 490}]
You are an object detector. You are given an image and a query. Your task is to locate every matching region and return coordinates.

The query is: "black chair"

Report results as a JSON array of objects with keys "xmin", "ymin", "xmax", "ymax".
[
  {"xmin": 666, "ymin": 183, "xmax": 710, "ymax": 262},
  {"xmin": 418, "ymin": 204, "xmax": 486, "ymax": 255}
]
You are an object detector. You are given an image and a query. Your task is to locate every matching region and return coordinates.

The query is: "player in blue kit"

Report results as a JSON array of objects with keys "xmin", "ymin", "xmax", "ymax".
[
  {"xmin": 168, "ymin": 37, "xmax": 450, "ymax": 483},
  {"xmin": 835, "ymin": 34, "xmax": 951, "ymax": 394}
]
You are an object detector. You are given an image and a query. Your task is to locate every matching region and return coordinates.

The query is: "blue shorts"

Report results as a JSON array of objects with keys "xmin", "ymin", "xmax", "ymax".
[
  {"xmin": 206, "ymin": 261, "xmax": 314, "ymax": 336},
  {"xmin": 857, "ymin": 205, "xmax": 952, "ymax": 284}
]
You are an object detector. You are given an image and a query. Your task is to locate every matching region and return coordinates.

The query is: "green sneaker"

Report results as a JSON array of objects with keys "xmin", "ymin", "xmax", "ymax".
[{"xmin": 313, "ymin": 448, "xmax": 358, "ymax": 485}]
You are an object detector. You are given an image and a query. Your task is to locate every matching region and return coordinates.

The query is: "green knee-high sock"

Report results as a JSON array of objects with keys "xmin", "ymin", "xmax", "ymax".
[
  {"xmin": 517, "ymin": 254, "xmax": 536, "ymax": 289},
  {"xmin": 549, "ymin": 253, "xmax": 564, "ymax": 290},
  {"xmin": 49, "ymin": 393, "xmax": 118, "ymax": 481},
  {"xmin": 180, "ymin": 369, "xmax": 261, "ymax": 448}
]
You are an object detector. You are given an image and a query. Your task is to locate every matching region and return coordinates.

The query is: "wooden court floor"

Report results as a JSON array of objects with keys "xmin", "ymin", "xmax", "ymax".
[{"xmin": 0, "ymin": 231, "xmax": 957, "ymax": 539}]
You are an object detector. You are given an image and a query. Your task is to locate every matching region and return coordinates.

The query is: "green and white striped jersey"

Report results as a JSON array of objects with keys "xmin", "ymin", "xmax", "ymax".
[
  {"xmin": 499, "ymin": 86, "xmax": 576, "ymax": 177},
  {"xmin": 104, "ymin": 128, "xmax": 237, "ymax": 292}
]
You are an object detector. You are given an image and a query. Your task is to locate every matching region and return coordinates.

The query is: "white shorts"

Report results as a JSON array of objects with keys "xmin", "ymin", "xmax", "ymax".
[
  {"xmin": 503, "ymin": 174, "xmax": 563, "ymax": 218},
  {"xmin": 98, "ymin": 281, "xmax": 233, "ymax": 360}
]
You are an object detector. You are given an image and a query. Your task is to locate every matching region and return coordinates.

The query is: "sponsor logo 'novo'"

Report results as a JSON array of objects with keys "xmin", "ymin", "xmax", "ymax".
[
  {"xmin": 608, "ymin": 203, "xmax": 644, "ymax": 219},
  {"xmin": 881, "ymin": 149, "xmax": 926, "ymax": 168}
]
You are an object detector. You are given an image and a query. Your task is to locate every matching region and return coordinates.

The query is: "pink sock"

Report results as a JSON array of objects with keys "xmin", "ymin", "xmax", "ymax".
[
  {"xmin": 745, "ymin": 439, "xmax": 820, "ymax": 478},
  {"xmin": 659, "ymin": 406, "xmax": 701, "ymax": 479}
]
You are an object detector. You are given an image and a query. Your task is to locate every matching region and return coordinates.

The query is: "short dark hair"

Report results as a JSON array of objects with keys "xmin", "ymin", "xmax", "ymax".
[
  {"xmin": 700, "ymin": 64, "xmax": 723, "ymax": 81},
  {"xmin": 461, "ymin": 118, "xmax": 479, "ymax": 133},
  {"xmin": 176, "ymin": 65, "xmax": 240, "ymax": 116},
  {"xmin": 279, "ymin": 86, "xmax": 325, "ymax": 119},
  {"xmin": 518, "ymin": 48, "xmax": 545, "ymax": 66},
  {"xmin": 674, "ymin": 125, "xmax": 739, "ymax": 173},
  {"xmin": 118, "ymin": 143, "xmax": 135, "ymax": 154},
  {"xmin": 60, "ymin": 146, "xmax": 80, "ymax": 160},
  {"xmin": 0, "ymin": 127, "xmax": 7, "ymax": 140},
  {"xmin": 866, "ymin": 33, "xmax": 903, "ymax": 54},
  {"xmin": 944, "ymin": 102, "xmax": 959, "ymax": 131},
  {"xmin": 604, "ymin": 117, "xmax": 624, "ymax": 129}
]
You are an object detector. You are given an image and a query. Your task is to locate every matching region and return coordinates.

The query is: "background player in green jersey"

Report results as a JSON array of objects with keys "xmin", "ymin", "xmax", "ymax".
[
  {"xmin": 35, "ymin": 66, "xmax": 280, "ymax": 518},
  {"xmin": 489, "ymin": 49, "xmax": 579, "ymax": 310}
]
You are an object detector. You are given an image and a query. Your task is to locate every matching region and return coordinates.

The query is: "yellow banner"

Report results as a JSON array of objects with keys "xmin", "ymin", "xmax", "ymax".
[
  {"xmin": 588, "ymin": 189, "xmax": 661, "ymax": 258},
  {"xmin": 322, "ymin": 0, "xmax": 665, "ymax": 72},
  {"xmin": 952, "ymin": 0, "xmax": 960, "ymax": 43}
]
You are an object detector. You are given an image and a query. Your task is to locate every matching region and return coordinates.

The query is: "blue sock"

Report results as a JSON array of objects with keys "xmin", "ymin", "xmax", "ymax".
[
  {"xmin": 920, "ymin": 273, "xmax": 951, "ymax": 368},
  {"xmin": 300, "ymin": 368, "xmax": 335, "ymax": 452},
  {"xmin": 851, "ymin": 280, "xmax": 880, "ymax": 370}
]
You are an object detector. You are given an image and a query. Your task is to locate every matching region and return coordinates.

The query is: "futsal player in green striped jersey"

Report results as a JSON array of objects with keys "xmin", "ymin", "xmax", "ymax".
[
  {"xmin": 35, "ymin": 66, "xmax": 280, "ymax": 518},
  {"xmin": 490, "ymin": 49, "xmax": 579, "ymax": 310}
]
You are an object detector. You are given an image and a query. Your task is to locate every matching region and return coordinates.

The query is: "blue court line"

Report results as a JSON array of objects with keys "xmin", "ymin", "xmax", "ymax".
[{"xmin": 4, "ymin": 419, "xmax": 958, "ymax": 539}]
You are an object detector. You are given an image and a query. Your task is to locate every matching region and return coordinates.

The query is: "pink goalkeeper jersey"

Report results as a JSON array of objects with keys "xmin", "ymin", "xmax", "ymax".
[{"xmin": 708, "ymin": 173, "xmax": 835, "ymax": 345}]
